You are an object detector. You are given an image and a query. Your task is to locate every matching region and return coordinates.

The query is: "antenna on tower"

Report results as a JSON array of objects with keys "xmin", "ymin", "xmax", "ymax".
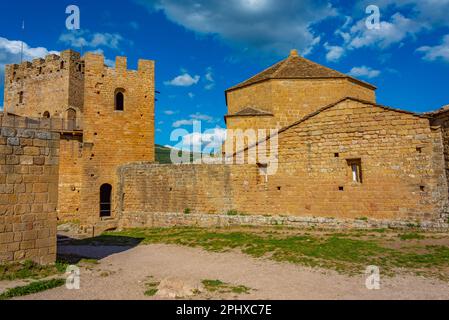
[{"xmin": 20, "ymin": 20, "xmax": 25, "ymax": 63}]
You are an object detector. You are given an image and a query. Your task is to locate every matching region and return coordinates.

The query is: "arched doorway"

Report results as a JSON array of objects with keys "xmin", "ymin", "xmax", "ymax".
[
  {"xmin": 100, "ymin": 184, "xmax": 112, "ymax": 218},
  {"xmin": 43, "ymin": 111, "xmax": 50, "ymax": 119}
]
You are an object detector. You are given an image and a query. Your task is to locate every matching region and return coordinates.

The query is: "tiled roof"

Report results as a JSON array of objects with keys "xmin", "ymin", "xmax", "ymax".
[
  {"xmin": 226, "ymin": 107, "xmax": 274, "ymax": 118},
  {"xmin": 226, "ymin": 50, "xmax": 376, "ymax": 92}
]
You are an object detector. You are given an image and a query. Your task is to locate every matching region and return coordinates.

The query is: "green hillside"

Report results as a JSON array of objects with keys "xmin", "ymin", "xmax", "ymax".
[
  {"xmin": 155, "ymin": 144, "xmax": 173, "ymax": 164},
  {"xmin": 155, "ymin": 144, "xmax": 204, "ymax": 164}
]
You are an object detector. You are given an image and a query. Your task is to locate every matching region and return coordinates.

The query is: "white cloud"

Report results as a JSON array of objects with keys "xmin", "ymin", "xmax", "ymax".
[
  {"xmin": 138, "ymin": 0, "xmax": 336, "ymax": 56},
  {"xmin": 0, "ymin": 37, "xmax": 57, "ymax": 93},
  {"xmin": 347, "ymin": 13, "xmax": 424, "ymax": 50},
  {"xmin": 190, "ymin": 112, "xmax": 215, "ymax": 122},
  {"xmin": 205, "ymin": 70, "xmax": 214, "ymax": 82},
  {"xmin": 188, "ymin": 92, "xmax": 195, "ymax": 98},
  {"xmin": 182, "ymin": 128, "xmax": 227, "ymax": 148},
  {"xmin": 417, "ymin": 34, "xmax": 449, "ymax": 62},
  {"xmin": 204, "ymin": 67, "xmax": 215, "ymax": 90},
  {"xmin": 164, "ymin": 110, "xmax": 178, "ymax": 115},
  {"xmin": 329, "ymin": 12, "xmax": 426, "ymax": 61},
  {"xmin": 165, "ymin": 73, "xmax": 200, "ymax": 87},
  {"xmin": 59, "ymin": 30, "xmax": 125, "ymax": 50},
  {"xmin": 174, "ymin": 128, "xmax": 227, "ymax": 152},
  {"xmin": 359, "ymin": 0, "xmax": 449, "ymax": 28},
  {"xmin": 172, "ymin": 112, "xmax": 218, "ymax": 128},
  {"xmin": 348, "ymin": 66, "xmax": 381, "ymax": 79},
  {"xmin": 324, "ymin": 43, "xmax": 345, "ymax": 62},
  {"xmin": 172, "ymin": 119, "xmax": 194, "ymax": 128}
]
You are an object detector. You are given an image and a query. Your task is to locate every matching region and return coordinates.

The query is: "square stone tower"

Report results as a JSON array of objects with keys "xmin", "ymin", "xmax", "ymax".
[
  {"xmin": 3, "ymin": 50, "xmax": 84, "ymax": 120},
  {"xmin": 3, "ymin": 50, "xmax": 155, "ymax": 233}
]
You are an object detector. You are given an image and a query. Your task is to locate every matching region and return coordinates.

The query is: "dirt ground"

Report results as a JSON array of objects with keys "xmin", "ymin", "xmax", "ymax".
[{"xmin": 13, "ymin": 243, "xmax": 449, "ymax": 300}]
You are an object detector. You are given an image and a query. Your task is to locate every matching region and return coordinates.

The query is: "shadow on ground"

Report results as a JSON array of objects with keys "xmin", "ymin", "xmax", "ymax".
[{"xmin": 57, "ymin": 234, "xmax": 144, "ymax": 263}]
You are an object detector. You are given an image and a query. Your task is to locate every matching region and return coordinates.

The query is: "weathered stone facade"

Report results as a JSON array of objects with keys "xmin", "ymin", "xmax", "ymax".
[
  {"xmin": 224, "ymin": 50, "xmax": 376, "ymax": 150},
  {"xmin": 0, "ymin": 114, "xmax": 59, "ymax": 264},
  {"xmin": 2, "ymin": 48, "xmax": 449, "ymax": 239},
  {"xmin": 115, "ymin": 50, "xmax": 449, "ymax": 229},
  {"xmin": 117, "ymin": 99, "xmax": 449, "ymax": 228},
  {"xmin": 3, "ymin": 50, "xmax": 155, "ymax": 234}
]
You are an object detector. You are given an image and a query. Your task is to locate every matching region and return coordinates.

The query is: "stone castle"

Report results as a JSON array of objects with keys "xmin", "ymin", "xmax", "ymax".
[
  {"xmin": 2, "ymin": 50, "xmax": 155, "ymax": 235},
  {"xmin": 1, "ymin": 48, "xmax": 449, "ymax": 264}
]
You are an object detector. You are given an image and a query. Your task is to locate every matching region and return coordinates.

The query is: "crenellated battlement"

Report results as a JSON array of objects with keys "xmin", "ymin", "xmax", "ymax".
[
  {"xmin": 5, "ymin": 49, "xmax": 85, "ymax": 83},
  {"xmin": 82, "ymin": 52, "xmax": 154, "ymax": 76}
]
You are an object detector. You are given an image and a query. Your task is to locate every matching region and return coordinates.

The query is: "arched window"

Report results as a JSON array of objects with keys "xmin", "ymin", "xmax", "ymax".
[
  {"xmin": 115, "ymin": 89, "xmax": 125, "ymax": 111},
  {"xmin": 100, "ymin": 184, "xmax": 112, "ymax": 217},
  {"xmin": 43, "ymin": 111, "xmax": 50, "ymax": 119}
]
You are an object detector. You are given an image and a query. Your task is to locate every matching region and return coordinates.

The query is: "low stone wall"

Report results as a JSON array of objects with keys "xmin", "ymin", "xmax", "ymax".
[
  {"xmin": 119, "ymin": 211, "xmax": 449, "ymax": 232},
  {"xmin": 0, "ymin": 113, "xmax": 60, "ymax": 265},
  {"xmin": 117, "ymin": 160, "xmax": 449, "ymax": 232}
]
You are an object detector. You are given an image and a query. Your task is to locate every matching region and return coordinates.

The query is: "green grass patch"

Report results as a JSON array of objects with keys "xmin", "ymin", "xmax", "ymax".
[
  {"xmin": 92, "ymin": 227, "xmax": 449, "ymax": 279},
  {"xmin": 0, "ymin": 260, "xmax": 68, "ymax": 281},
  {"xmin": 144, "ymin": 281, "xmax": 160, "ymax": 297},
  {"xmin": 0, "ymin": 279, "xmax": 65, "ymax": 300},
  {"xmin": 399, "ymin": 233, "xmax": 426, "ymax": 241},
  {"xmin": 202, "ymin": 279, "xmax": 251, "ymax": 295},
  {"xmin": 79, "ymin": 258, "xmax": 99, "ymax": 265}
]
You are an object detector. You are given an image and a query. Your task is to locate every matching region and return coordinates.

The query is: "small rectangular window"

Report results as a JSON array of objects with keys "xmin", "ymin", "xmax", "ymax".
[
  {"xmin": 257, "ymin": 163, "xmax": 268, "ymax": 184},
  {"xmin": 347, "ymin": 159, "xmax": 362, "ymax": 183}
]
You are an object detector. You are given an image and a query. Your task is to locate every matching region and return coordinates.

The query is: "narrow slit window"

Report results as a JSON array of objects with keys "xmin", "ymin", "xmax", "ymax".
[
  {"xmin": 347, "ymin": 159, "xmax": 362, "ymax": 183},
  {"xmin": 115, "ymin": 90, "xmax": 125, "ymax": 111},
  {"xmin": 19, "ymin": 91, "xmax": 24, "ymax": 104}
]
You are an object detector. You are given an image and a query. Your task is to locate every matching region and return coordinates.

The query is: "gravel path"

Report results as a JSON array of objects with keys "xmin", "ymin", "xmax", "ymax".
[{"xmin": 17, "ymin": 244, "xmax": 449, "ymax": 300}]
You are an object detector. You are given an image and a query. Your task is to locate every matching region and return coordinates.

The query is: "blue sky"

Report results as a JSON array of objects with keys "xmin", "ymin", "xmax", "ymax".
[{"xmin": 1, "ymin": 0, "xmax": 449, "ymax": 148}]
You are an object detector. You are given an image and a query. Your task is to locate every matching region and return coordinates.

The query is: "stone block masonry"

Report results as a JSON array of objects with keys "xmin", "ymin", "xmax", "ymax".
[
  {"xmin": 0, "ymin": 113, "xmax": 60, "ymax": 265},
  {"xmin": 117, "ymin": 99, "xmax": 449, "ymax": 230}
]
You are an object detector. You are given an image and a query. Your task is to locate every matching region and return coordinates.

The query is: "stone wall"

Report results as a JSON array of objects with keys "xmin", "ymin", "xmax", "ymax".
[
  {"xmin": 3, "ymin": 50, "xmax": 84, "ymax": 119},
  {"xmin": 120, "ymin": 212, "xmax": 449, "ymax": 231},
  {"xmin": 232, "ymin": 99, "xmax": 448, "ymax": 220},
  {"xmin": 225, "ymin": 78, "xmax": 376, "ymax": 154},
  {"xmin": 118, "ymin": 164, "xmax": 248, "ymax": 219},
  {"xmin": 74, "ymin": 53, "xmax": 155, "ymax": 228},
  {"xmin": 0, "ymin": 114, "xmax": 60, "ymax": 265},
  {"xmin": 118, "ymin": 99, "xmax": 449, "ymax": 229},
  {"xmin": 57, "ymin": 136, "xmax": 83, "ymax": 222},
  {"xmin": 226, "ymin": 78, "xmax": 376, "ymax": 129},
  {"xmin": 431, "ymin": 111, "xmax": 449, "ymax": 190}
]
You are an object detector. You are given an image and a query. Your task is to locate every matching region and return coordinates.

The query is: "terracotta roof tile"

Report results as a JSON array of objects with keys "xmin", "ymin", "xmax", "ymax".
[
  {"xmin": 226, "ymin": 50, "xmax": 376, "ymax": 92},
  {"xmin": 226, "ymin": 107, "xmax": 274, "ymax": 117}
]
